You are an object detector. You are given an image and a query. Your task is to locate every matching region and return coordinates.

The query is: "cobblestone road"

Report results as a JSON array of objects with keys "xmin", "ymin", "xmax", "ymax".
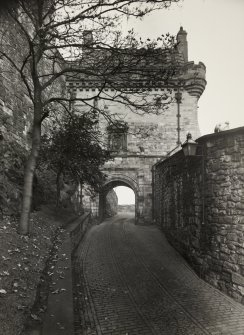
[{"xmin": 72, "ymin": 214, "xmax": 244, "ymax": 335}]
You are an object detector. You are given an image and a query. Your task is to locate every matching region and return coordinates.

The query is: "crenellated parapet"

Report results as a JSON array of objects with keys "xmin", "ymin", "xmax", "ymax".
[{"xmin": 66, "ymin": 27, "xmax": 206, "ymax": 101}]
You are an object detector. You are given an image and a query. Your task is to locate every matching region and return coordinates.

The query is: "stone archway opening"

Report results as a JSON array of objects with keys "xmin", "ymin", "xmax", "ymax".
[
  {"xmin": 114, "ymin": 186, "xmax": 135, "ymax": 215},
  {"xmin": 99, "ymin": 176, "xmax": 139, "ymax": 223}
]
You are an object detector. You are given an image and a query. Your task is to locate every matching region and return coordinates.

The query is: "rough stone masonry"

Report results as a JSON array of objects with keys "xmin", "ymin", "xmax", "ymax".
[{"xmin": 153, "ymin": 127, "xmax": 244, "ymax": 304}]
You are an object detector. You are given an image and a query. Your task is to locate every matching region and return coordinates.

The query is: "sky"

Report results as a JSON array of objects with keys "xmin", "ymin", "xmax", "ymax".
[
  {"xmin": 114, "ymin": 186, "xmax": 135, "ymax": 205},
  {"xmin": 123, "ymin": 0, "xmax": 244, "ymax": 136},
  {"xmin": 116, "ymin": 0, "xmax": 244, "ymax": 204}
]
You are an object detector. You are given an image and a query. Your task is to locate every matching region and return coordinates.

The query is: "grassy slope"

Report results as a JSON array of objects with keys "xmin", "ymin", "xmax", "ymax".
[{"xmin": 0, "ymin": 206, "xmax": 76, "ymax": 335}]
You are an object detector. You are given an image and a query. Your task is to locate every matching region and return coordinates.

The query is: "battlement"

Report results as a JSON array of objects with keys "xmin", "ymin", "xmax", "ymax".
[{"xmin": 66, "ymin": 28, "xmax": 206, "ymax": 99}]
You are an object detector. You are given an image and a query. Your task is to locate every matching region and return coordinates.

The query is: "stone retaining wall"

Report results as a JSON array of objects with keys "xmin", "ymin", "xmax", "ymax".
[
  {"xmin": 153, "ymin": 127, "xmax": 244, "ymax": 303},
  {"xmin": 68, "ymin": 212, "xmax": 93, "ymax": 253},
  {"xmin": 0, "ymin": 10, "xmax": 66, "ymax": 215}
]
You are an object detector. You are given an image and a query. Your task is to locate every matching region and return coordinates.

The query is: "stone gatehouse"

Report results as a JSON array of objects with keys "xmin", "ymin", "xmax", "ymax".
[{"xmin": 67, "ymin": 27, "xmax": 206, "ymax": 223}]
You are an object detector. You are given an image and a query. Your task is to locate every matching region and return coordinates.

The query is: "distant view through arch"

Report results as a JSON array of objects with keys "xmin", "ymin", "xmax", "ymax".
[
  {"xmin": 114, "ymin": 186, "xmax": 135, "ymax": 215},
  {"xmin": 98, "ymin": 175, "xmax": 138, "ymax": 223}
]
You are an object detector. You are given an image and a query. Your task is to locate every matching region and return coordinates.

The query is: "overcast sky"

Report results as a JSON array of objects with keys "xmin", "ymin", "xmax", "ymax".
[
  {"xmin": 115, "ymin": 0, "xmax": 244, "ymax": 204},
  {"xmin": 123, "ymin": 0, "xmax": 244, "ymax": 136}
]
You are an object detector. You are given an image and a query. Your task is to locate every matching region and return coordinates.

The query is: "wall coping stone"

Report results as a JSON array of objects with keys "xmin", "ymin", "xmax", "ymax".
[
  {"xmin": 197, "ymin": 126, "xmax": 244, "ymax": 143},
  {"xmin": 153, "ymin": 126, "xmax": 244, "ymax": 170}
]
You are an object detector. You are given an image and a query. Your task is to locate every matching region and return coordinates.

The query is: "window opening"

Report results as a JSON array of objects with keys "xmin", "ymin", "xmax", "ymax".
[{"xmin": 107, "ymin": 122, "xmax": 128, "ymax": 152}]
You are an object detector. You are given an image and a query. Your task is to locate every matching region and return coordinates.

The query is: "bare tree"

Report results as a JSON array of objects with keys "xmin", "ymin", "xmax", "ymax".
[{"xmin": 0, "ymin": 0, "xmax": 180, "ymax": 234}]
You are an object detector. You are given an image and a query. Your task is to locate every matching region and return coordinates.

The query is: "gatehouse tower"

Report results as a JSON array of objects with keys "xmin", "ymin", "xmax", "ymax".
[{"xmin": 66, "ymin": 27, "xmax": 206, "ymax": 224}]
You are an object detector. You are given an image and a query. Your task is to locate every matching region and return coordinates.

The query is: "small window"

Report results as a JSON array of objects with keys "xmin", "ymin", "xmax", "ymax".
[{"xmin": 107, "ymin": 122, "xmax": 128, "ymax": 152}]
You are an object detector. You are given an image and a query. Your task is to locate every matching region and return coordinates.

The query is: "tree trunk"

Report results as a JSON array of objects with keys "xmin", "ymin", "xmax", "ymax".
[
  {"xmin": 79, "ymin": 183, "xmax": 84, "ymax": 214},
  {"xmin": 18, "ymin": 120, "xmax": 41, "ymax": 235},
  {"xmin": 56, "ymin": 168, "xmax": 63, "ymax": 207}
]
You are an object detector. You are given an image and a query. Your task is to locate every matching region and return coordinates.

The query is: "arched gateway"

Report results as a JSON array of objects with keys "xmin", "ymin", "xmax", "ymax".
[
  {"xmin": 99, "ymin": 156, "xmax": 161, "ymax": 224},
  {"xmin": 99, "ymin": 174, "xmax": 139, "ymax": 222}
]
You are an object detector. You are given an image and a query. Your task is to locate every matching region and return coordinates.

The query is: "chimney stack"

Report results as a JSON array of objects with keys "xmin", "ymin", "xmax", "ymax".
[{"xmin": 177, "ymin": 27, "xmax": 188, "ymax": 62}]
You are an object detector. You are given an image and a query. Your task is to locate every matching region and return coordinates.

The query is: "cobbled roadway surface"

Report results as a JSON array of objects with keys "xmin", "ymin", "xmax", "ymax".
[{"xmin": 72, "ymin": 214, "xmax": 244, "ymax": 335}]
